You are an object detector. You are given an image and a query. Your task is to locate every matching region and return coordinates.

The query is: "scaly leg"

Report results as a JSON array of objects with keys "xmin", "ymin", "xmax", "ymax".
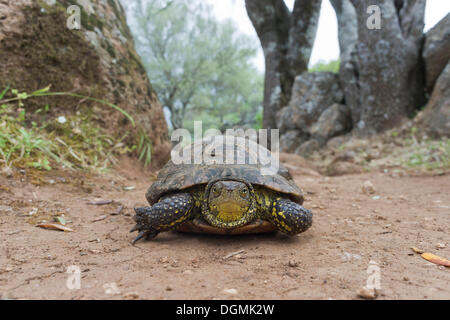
[
  {"xmin": 131, "ymin": 192, "xmax": 194, "ymax": 244},
  {"xmin": 263, "ymin": 197, "xmax": 312, "ymax": 235}
]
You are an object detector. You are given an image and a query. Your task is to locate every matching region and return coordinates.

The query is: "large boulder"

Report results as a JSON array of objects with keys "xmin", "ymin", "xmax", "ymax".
[
  {"xmin": 0, "ymin": 0, "xmax": 171, "ymax": 167},
  {"xmin": 423, "ymin": 13, "xmax": 450, "ymax": 93},
  {"xmin": 277, "ymin": 72, "xmax": 344, "ymax": 131},
  {"xmin": 294, "ymin": 140, "xmax": 321, "ymax": 157},
  {"xmin": 310, "ymin": 103, "xmax": 352, "ymax": 143},
  {"xmin": 419, "ymin": 61, "xmax": 450, "ymax": 138},
  {"xmin": 279, "ymin": 130, "xmax": 309, "ymax": 154}
]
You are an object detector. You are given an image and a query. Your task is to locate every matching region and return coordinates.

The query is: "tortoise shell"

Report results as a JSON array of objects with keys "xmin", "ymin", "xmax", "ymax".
[
  {"xmin": 145, "ymin": 136, "xmax": 304, "ymax": 234},
  {"xmin": 146, "ymin": 136, "xmax": 304, "ymax": 205}
]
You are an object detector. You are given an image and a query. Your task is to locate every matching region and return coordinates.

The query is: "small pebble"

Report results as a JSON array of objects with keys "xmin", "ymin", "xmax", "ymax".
[
  {"xmin": 357, "ymin": 286, "xmax": 377, "ymax": 299},
  {"xmin": 223, "ymin": 288, "xmax": 238, "ymax": 295},
  {"xmin": 288, "ymin": 260, "xmax": 298, "ymax": 267},
  {"xmin": 123, "ymin": 292, "xmax": 139, "ymax": 299},
  {"xmin": 362, "ymin": 181, "xmax": 376, "ymax": 195}
]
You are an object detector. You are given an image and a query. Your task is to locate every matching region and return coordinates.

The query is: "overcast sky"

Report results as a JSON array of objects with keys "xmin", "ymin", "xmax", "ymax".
[{"xmin": 205, "ymin": 0, "xmax": 450, "ymax": 71}]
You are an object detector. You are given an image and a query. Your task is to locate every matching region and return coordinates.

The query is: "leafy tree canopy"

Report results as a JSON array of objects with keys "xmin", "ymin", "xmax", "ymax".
[{"xmin": 124, "ymin": 0, "xmax": 263, "ymax": 133}]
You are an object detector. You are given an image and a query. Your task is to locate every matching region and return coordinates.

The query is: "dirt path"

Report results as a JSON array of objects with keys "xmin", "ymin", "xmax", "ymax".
[{"xmin": 0, "ymin": 159, "xmax": 449, "ymax": 300}]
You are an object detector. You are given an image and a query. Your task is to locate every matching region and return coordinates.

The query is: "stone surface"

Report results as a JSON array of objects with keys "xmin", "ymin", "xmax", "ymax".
[
  {"xmin": 362, "ymin": 180, "xmax": 376, "ymax": 195},
  {"xmin": 310, "ymin": 103, "xmax": 351, "ymax": 143},
  {"xmin": 423, "ymin": 13, "xmax": 450, "ymax": 93},
  {"xmin": 295, "ymin": 140, "xmax": 321, "ymax": 157},
  {"xmin": 279, "ymin": 130, "xmax": 308, "ymax": 153},
  {"xmin": 325, "ymin": 161, "xmax": 363, "ymax": 176},
  {"xmin": 419, "ymin": 61, "xmax": 450, "ymax": 138},
  {"xmin": 277, "ymin": 72, "xmax": 344, "ymax": 131},
  {"xmin": 0, "ymin": 0, "xmax": 171, "ymax": 167}
]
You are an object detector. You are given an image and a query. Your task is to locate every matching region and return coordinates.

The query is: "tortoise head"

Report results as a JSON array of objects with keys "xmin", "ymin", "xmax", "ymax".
[{"xmin": 202, "ymin": 178, "xmax": 257, "ymax": 229}]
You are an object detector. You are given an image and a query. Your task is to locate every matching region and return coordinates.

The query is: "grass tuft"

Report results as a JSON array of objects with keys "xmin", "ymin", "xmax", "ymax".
[{"xmin": 0, "ymin": 86, "xmax": 152, "ymax": 173}]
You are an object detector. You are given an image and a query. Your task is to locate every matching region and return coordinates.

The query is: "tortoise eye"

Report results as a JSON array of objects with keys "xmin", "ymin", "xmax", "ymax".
[
  {"xmin": 240, "ymin": 188, "xmax": 249, "ymax": 198},
  {"xmin": 211, "ymin": 183, "xmax": 222, "ymax": 196}
]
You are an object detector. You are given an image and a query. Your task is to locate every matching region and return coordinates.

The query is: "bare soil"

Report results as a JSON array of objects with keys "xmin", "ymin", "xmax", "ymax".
[{"xmin": 0, "ymin": 157, "xmax": 449, "ymax": 300}]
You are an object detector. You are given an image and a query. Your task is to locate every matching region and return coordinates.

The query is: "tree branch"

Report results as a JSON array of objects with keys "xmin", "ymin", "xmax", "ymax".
[
  {"xmin": 245, "ymin": 0, "xmax": 290, "ymax": 49},
  {"xmin": 287, "ymin": 0, "xmax": 322, "ymax": 74},
  {"xmin": 396, "ymin": 0, "xmax": 426, "ymax": 41}
]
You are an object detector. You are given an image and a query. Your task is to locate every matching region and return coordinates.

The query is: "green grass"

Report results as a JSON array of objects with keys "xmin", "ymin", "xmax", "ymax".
[
  {"xmin": 136, "ymin": 127, "xmax": 152, "ymax": 166},
  {"xmin": 405, "ymin": 139, "xmax": 450, "ymax": 170},
  {"xmin": 0, "ymin": 86, "xmax": 152, "ymax": 172},
  {"xmin": 0, "ymin": 85, "xmax": 135, "ymax": 125}
]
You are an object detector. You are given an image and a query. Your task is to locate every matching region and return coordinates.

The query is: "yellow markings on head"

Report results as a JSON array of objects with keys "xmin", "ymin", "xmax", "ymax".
[
  {"xmin": 216, "ymin": 209, "xmax": 245, "ymax": 223},
  {"xmin": 262, "ymin": 192, "xmax": 271, "ymax": 208}
]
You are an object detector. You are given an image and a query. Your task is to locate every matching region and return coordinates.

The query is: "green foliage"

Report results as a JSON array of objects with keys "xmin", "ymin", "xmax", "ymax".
[
  {"xmin": 0, "ymin": 87, "xmax": 137, "ymax": 172},
  {"xmin": 137, "ymin": 127, "xmax": 152, "ymax": 166},
  {"xmin": 402, "ymin": 131, "xmax": 449, "ymax": 170},
  {"xmin": 124, "ymin": 0, "xmax": 263, "ymax": 131},
  {"xmin": 254, "ymin": 110, "xmax": 263, "ymax": 130},
  {"xmin": 309, "ymin": 59, "xmax": 340, "ymax": 73},
  {"xmin": 0, "ymin": 85, "xmax": 135, "ymax": 126},
  {"xmin": 405, "ymin": 139, "xmax": 450, "ymax": 170}
]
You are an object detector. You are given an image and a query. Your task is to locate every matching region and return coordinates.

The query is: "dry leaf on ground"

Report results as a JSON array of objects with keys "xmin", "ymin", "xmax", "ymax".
[
  {"xmin": 36, "ymin": 223, "xmax": 74, "ymax": 232},
  {"xmin": 421, "ymin": 252, "xmax": 450, "ymax": 267}
]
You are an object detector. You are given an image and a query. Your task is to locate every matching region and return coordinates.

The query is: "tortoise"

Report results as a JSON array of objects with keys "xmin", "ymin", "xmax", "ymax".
[{"xmin": 131, "ymin": 136, "xmax": 312, "ymax": 243}]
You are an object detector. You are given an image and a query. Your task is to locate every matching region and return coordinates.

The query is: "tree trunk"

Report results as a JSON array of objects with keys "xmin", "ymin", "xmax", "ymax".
[
  {"xmin": 329, "ymin": 0, "xmax": 360, "ymax": 126},
  {"xmin": 245, "ymin": 0, "xmax": 322, "ymax": 130},
  {"xmin": 341, "ymin": 0, "xmax": 427, "ymax": 134}
]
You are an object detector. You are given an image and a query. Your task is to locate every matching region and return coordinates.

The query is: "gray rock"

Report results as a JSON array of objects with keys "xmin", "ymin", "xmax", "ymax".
[
  {"xmin": 326, "ymin": 134, "xmax": 350, "ymax": 149},
  {"xmin": 423, "ymin": 13, "xmax": 450, "ymax": 92},
  {"xmin": 279, "ymin": 130, "xmax": 309, "ymax": 153},
  {"xmin": 419, "ymin": 61, "xmax": 450, "ymax": 138},
  {"xmin": 277, "ymin": 72, "xmax": 344, "ymax": 131},
  {"xmin": 294, "ymin": 140, "xmax": 320, "ymax": 157},
  {"xmin": 310, "ymin": 103, "xmax": 352, "ymax": 143}
]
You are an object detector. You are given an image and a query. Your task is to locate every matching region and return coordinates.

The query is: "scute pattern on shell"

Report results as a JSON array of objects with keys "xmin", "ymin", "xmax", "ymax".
[{"xmin": 146, "ymin": 137, "xmax": 304, "ymax": 205}]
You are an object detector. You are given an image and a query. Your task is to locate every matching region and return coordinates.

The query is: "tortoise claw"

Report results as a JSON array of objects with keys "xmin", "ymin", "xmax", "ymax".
[
  {"xmin": 131, "ymin": 230, "xmax": 147, "ymax": 245},
  {"xmin": 131, "ymin": 229, "xmax": 159, "ymax": 245}
]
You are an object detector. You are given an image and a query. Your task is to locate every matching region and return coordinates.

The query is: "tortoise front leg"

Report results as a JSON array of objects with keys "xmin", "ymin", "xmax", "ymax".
[
  {"xmin": 263, "ymin": 197, "xmax": 312, "ymax": 235},
  {"xmin": 131, "ymin": 192, "xmax": 194, "ymax": 244}
]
